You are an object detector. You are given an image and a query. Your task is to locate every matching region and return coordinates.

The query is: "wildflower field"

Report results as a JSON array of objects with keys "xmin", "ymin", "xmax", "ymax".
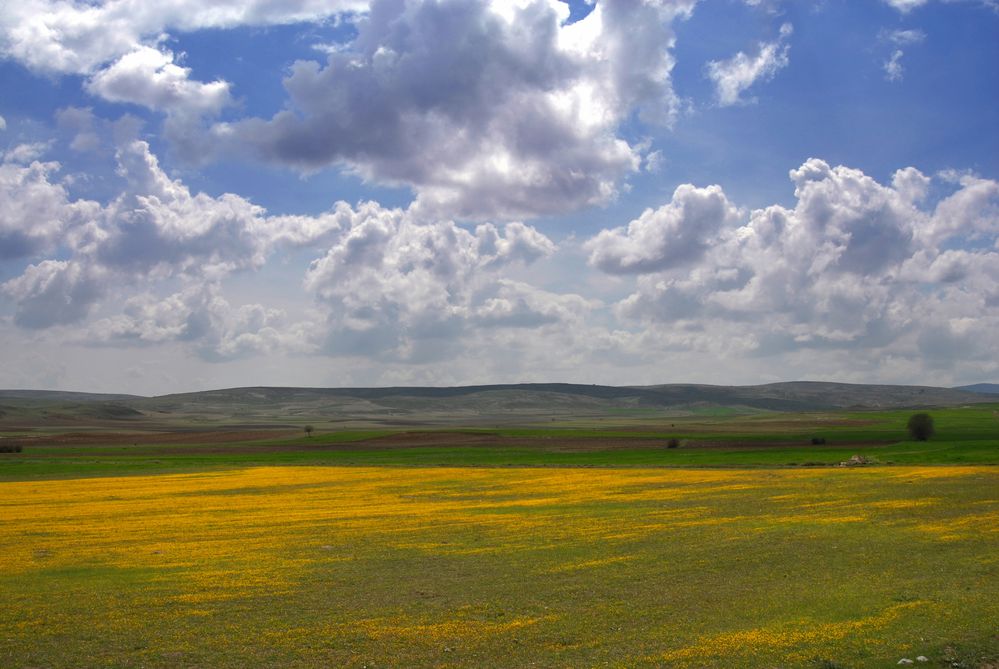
[{"xmin": 2, "ymin": 464, "xmax": 997, "ymax": 668}]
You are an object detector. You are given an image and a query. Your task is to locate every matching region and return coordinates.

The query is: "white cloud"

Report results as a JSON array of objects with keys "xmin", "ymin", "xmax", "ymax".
[
  {"xmin": 706, "ymin": 22, "xmax": 792, "ymax": 106},
  {"xmin": 883, "ymin": 0, "xmax": 929, "ymax": 11},
  {"xmin": 884, "ymin": 28, "xmax": 927, "ymax": 45},
  {"xmin": 2, "ymin": 0, "xmax": 699, "ymax": 221},
  {"xmin": 0, "ymin": 140, "xmax": 273, "ymax": 327},
  {"xmin": 93, "ymin": 140, "xmax": 271, "ymax": 279},
  {"xmin": 892, "ymin": 166, "xmax": 931, "ymax": 203},
  {"xmin": 0, "ymin": 116, "xmax": 6, "ymax": 131},
  {"xmin": 883, "ymin": 49, "xmax": 905, "ymax": 82},
  {"xmin": 0, "ymin": 139, "xmax": 564, "ymax": 363},
  {"xmin": 585, "ymin": 184, "xmax": 741, "ymax": 274},
  {"xmin": 1, "ymin": 142, "xmax": 52, "ymax": 164},
  {"xmin": 0, "ymin": 159, "xmax": 101, "ymax": 260},
  {"xmin": 922, "ymin": 171, "xmax": 999, "ymax": 245},
  {"xmin": 87, "ymin": 284, "xmax": 313, "ymax": 361},
  {"xmin": 880, "ymin": 29, "xmax": 925, "ymax": 82},
  {"xmin": 304, "ymin": 204, "xmax": 557, "ymax": 361},
  {"xmin": 473, "ymin": 280, "xmax": 596, "ymax": 329},
  {"xmin": 3, "ymin": 129, "xmax": 996, "ymax": 384},
  {"xmin": 644, "ymin": 150, "xmax": 665, "ymax": 173},
  {"xmin": 882, "ymin": 0, "xmax": 996, "ymax": 12},
  {"xmin": 212, "ymin": 0, "xmax": 695, "ymax": 220},
  {"xmin": 0, "ymin": 0, "xmax": 364, "ymax": 118},
  {"xmin": 2, "ymin": 260, "xmax": 105, "ymax": 328},
  {"xmin": 86, "ymin": 47, "xmax": 231, "ymax": 115},
  {"xmin": 593, "ymin": 159, "xmax": 999, "ymax": 372},
  {"xmin": 0, "ymin": 0, "xmax": 367, "ymax": 76}
]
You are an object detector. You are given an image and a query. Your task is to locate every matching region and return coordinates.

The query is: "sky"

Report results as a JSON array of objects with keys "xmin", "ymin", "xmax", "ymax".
[{"xmin": 0, "ymin": 0, "xmax": 997, "ymax": 395}]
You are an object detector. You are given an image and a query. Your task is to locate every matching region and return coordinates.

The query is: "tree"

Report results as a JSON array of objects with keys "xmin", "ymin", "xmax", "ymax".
[
  {"xmin": 304, "ymin": 425, "xmax": 314, "ymax": 438},
  {"xmin": 906, "ymin": 413, "xmax": 934, "ymax": 441}
]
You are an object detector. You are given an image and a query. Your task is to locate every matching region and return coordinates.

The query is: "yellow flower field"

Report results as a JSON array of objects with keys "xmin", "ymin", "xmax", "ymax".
[{"xmin": 1, "ymin": 466, "xmax": 997, "ymax": 667}]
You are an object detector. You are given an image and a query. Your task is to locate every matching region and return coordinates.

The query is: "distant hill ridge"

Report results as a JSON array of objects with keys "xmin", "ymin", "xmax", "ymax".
[
  {"xmin": 1, "ymin": 381, "xmax": 993, "ymax": 413},
  {"xmin": 955, "ymin": 383, "xmax": 999, "ymax": 395}
]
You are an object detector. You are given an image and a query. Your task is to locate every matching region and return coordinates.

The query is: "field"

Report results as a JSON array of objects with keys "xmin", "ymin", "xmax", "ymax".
[
  {"xmin": 2, "ymin": 403, "xmax": 999, "ymax": 479},
  {"xmin": 1, "ymin": 399, "xmax": 997, "ymax": 667}
]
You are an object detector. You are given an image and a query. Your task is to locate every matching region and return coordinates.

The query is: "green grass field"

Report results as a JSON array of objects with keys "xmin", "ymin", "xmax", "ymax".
[
  {"xmin": 0, "ymin": 404, "xmax": 996, "ymax": 667},
  {"xmin": 2, "ymin": 404, "xmax": 997, "ymax": 479},
  {"xmin": 2, "ymin": 465, "xmax": 997, "ymax": 668}
]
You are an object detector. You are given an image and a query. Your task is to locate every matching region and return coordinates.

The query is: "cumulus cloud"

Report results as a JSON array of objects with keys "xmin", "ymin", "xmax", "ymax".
[
  {"xmin": 0, "ymin": 0, "xmax": 364, "ymax": 117},
  {"xmin": 595, "ymin": 159, "xmax": 999, "ymax": 370},
  {"xmin": 585, "ymin": 184, "xmax": 741, "ymax": 274},
  {"xmin": 0, "ymin": 159, "xmax": 100, "ymax": 260},
  {"xmin": 2, "ymin": 260, "xmax": 105, "ymax": 328},
  {"xmin": 924, "ymin": 171, "xmax": 999, "ymax": 245},
  {"xmin": 87, "ymin": 284, "xmax": 313, "ymax": 361},
  {"xmin": 86, "ymin": 47, "xmax": 231, "ymax": 116},
  {"xmin": 3, "ymin": 0, "xmax": 698, "ymax": 220},
  {"xmin": 94, "ymin": 140, "xmax": 270, "ymax": 278},
  {"xmin": 0, "ymin": 0, "xmax": 366, "ymax": 76},
  {"xmin": 473, "ymin": 280, "xmax": 596, "ymax": 329},
  {"xmin": 212, "ymin": 0, "xmax": 694, "ymax": 219},
  {"xmin": 707, "ymin": 22, "xmax": 792, "ymax": 106},
  {"xmin": 2, "ymin": 142, "xmax": 52, "ymax": 164},
  {"xmin": 0, "ymin": 138, "xmax": 565, "ymax": 365},
  {"xmin": 304, "ymin": 204, "xmax": 557, "ymax": 361},
  {"xmin": 0, "ymin": 140, "xmax": 274, "ymax": 327}
]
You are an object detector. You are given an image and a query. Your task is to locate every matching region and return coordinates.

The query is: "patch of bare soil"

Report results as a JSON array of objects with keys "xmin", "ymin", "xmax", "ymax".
[
  {"xmin": 360, "ymin": 431, "xmax": 505, "ymax": 447},
  {"xmin": 353, "ymin": 431, "xmax": 675, "ymax": 452},
  {"xmin": 4, "ymin": 430, "xmax": 298, "ymax": 449},
  {"xmin": 355, "ymin": 432, "xmax": 895, "ymax": 452},
  {"xmin": 2, "ymin": 428, "xmax": 897, "ymax": 456},
  {"xmin": 713, "ymin": 419, "xmax": 881, "ymax": 431}
]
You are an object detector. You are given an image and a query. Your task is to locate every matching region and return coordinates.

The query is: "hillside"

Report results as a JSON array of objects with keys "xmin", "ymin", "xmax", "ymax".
[
  {"xmin": 0, "ymin": 381, "xmax": 993, "ymax": 429},
  {"xmin": 956, "ymin": 383, "xmax": 999, "ymax": 395}
]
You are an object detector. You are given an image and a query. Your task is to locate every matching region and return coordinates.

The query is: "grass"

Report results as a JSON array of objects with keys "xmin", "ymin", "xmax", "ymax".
[
  {"xmin": 2, "ymin": 422, "xmax": 997, "ymax": 480},
  {"xmin": 1, "ymin": 465, "xmax": 996, "ymax": 668},
  {"xmin": 2, "ymin": 439, "xmax": 998, "ymax": 481},
  {"xmin": 1, "ymin": 404, "xmax": 996, "ymax": 666}
]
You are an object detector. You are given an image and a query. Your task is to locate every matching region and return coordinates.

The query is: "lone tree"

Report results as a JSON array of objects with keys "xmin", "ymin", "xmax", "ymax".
[
  {"xmin": 304, "ymin": 425, "xmax": 314, "ymax": 438},
  {"xmin": 906, "ymin": 413, "xmax": 935, "ymax": 441}
]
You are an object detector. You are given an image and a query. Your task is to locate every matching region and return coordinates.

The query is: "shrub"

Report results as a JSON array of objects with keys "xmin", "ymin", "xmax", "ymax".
[
  {"xmin": 666, "ymin": 438, "xmax": 680, "ymax": 449},
  {"xmin": 907, "ymin": 413, "xmax": 935, "ymax": 441},
  {"xmin": 811, "ymin": 437, "xmax": 826, "ymax": 445},
  {"xmin": 304, "ymin": 425, "xmax": 315, "ymax": 438}
]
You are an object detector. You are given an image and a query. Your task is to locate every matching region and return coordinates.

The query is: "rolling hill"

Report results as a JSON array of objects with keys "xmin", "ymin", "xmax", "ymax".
[{"xmin": 0, "ymin": 381, "xmax": 993, "ymax": 429}]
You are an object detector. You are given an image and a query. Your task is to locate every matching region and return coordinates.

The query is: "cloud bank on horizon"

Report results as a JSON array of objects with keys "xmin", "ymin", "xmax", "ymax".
[{"xmin": 0, "ymin": 0, "xmax": 997, "ymax": 394}]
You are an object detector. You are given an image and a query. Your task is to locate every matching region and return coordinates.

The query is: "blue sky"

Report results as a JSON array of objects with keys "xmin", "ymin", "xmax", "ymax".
[{"xmin": 0, "ymin": 0, "xmax": 997, "ymax": 394}]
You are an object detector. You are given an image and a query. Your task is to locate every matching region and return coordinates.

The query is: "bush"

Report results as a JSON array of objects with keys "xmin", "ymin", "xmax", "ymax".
[
  {"xmin": 0, "ymin": 444, "xmax": 22, "ymax": 453},
  {"xmin": 666, "ymin": 438, "xmax": 680, "ymax": 449},
  {"xmin": 907, "ymin": 413, "xmax": 935, "ymax": 441},
  {"xmin": 810, "ymin": 437, "xmax": 826, "ymax": 445}
]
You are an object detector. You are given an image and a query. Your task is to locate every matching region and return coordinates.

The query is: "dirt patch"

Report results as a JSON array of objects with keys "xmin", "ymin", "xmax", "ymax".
[
  {"xmin": 2, "ymin": 428, "xmax": 898, "ymax": 456},
  {"xmin": 4, "ymin": 430, "xmax": 298, "ymax": 449},
  {"xmin": 357, "ymin": 431, "xmax": 507, "ymax": 448},
  {"xmin": 353, "ymin": 432, "xmax": 895, "ymax": 452}
]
